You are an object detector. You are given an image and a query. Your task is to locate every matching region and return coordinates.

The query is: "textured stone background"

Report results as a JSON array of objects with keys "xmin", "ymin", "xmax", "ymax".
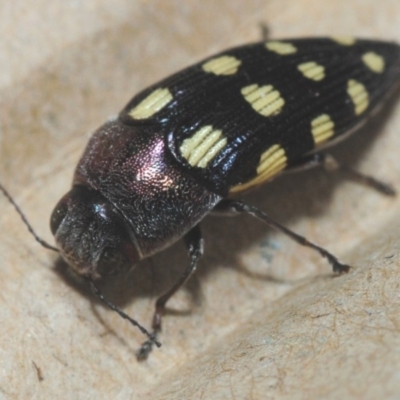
[{"xmin": 1, "ymin": 1, "xmax": 400, "ymax": 399}]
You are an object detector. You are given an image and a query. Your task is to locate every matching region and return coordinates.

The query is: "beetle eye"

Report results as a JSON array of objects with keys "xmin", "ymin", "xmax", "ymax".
[{"xmin": 50, "ymin": 197, "xmax": 69, "ymax": 235}]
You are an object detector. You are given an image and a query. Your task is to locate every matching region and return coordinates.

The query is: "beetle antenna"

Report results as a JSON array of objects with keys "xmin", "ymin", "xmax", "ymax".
[
  {"xmin": 0, "ymin": 182, "xmax": 58, "ymax": 252},
  {"xmin": 89, "ymin": 279, "xmax": 162, "ymax": 348}
]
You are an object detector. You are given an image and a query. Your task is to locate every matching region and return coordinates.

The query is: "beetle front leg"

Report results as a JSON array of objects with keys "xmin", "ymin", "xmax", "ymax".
[
  {"xmin": 287, "ymin": 152, "xmax": 396, "ymax": 196},
  {"xmin": 213, "ymin": 199, "xmax": 350, "ymax": 274},
  {"xmin": 137, "ymin": 225, "xmax": 204, "ymax": 360}
]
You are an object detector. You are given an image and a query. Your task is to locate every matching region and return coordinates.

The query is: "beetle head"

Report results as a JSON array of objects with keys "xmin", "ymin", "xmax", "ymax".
[{"xmin": 50, "ymin": 185, "xmax": 140, "ymax": 279}]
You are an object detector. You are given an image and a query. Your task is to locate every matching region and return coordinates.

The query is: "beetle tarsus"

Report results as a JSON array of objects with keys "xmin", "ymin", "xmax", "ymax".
[
  {"xmin": 137, "ymin": 335, "xmax": 158, "ymax": 360},
  {"xmin": 332, "ymin": 261, "xmax": 351, "ymax": 274}
]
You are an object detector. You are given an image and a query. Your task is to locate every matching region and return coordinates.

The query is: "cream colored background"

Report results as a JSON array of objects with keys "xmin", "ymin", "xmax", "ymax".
[{"xmin": 1, "ymin": 1, "xmax": 400, "ymax": 399}]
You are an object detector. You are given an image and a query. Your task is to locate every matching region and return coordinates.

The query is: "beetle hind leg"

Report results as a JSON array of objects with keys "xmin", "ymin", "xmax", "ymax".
[{"xmin": 287, "ymin": 152, "xmax": 396, "ymax": 196}]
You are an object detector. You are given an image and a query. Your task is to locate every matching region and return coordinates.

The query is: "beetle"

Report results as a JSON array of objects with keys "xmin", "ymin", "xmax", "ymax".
[{"xmin": 1, "ymin": 37, "xmax": 400, "ymax": 359}]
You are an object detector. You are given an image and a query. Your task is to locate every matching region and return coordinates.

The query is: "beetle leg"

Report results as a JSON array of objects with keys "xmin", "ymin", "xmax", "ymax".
[
  {"xmin": 137, "ymin": 225, "xmax": 203, "ymax": 360},
  {"xmin": 214, "ymin": 199, "xmax": 350, "ymax": 274},
  {"xmin": 287, "ymin": 152, "xmax": 396, "ymax": 196},
  {"xmin": 153, "ymin": 225, "xmax": 204, "ymax": 331}
]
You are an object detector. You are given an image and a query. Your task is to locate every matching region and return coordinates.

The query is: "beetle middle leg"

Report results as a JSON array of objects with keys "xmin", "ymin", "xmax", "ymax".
[
  {"xmin": 213, "ymin": 199, "xmax": 350, "ymax": 274},
  {"xmin": 138, "ymin": 225, "xmax": 204, "ymax": 360},
  {"xmin": 287, "ymin": 152, "xmax": 396, "ymax": 196}
]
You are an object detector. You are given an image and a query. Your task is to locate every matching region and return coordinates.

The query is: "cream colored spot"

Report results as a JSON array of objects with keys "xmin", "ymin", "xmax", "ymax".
[
  {"xmin": 202, "ymin": 55, "xmax": 242, "ymax": 75},
  {"xmin": 180, "ymin": 125, "xmax": 227, "ymax": 168},
  {"xmin": 129, "ymin": 88, "xmax": 173, "ymax": 119},
  {"xmin": 362, "ymin": 52, "xmax": 385, "ymax": 73},
  {"xmin": 347, "ymin": 79, "xmax": 369, "ymax": 115},
  {"xmin": 230, "ymin": 145, "xmax": 287, "ymax": 193},
  {"xmin": 265, "ymin": 41, "xmax": 297, "ymax": 55},
  {"xmin": 311, "ymin": 114, "xmax": 335, "ymax": 145},
  {"xmin": 241, "ymin": 84, "xmax": 285, "ymax": 117},
  {"xmin": 297, "ymin": 61, "xmax": 325, "ymax": 81},
  {"xmin": 332, "ymin": 36, "xmax": 356, "ymax": 46}
]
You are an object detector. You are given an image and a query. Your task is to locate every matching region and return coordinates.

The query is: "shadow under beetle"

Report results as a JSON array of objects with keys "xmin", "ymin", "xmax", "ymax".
[{"xmin": 1, "ymin": 36, "xmax": 400, "ymax": 359}]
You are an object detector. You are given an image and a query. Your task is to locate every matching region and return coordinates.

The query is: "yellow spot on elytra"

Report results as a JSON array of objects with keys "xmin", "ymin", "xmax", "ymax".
[
  {"xmin": 129, "ymin": 88, "xmax": 173, "ymax": 119},
  {"xmin": 265, "ymin": 41, "xmax": 297, "ymax": 55},
  {"xmin": 362, "ymin": 52, "xmax": 385, "ymax": 73},
  {"xmin": 241, "ymin": 84, "xmax": 285, "ymax": 117},
  {"xmin": 180, "ymin": 125, "xmax": 227, "ymax": 168},
  {"xmin": 332, "ymin": 36, "xmax": 356, "ymax": 46},
  {"xmin": 297, "ymin": 61, "xmax": 326, "ymax": 81},
  {"xmin": 347, "ymin": 79, "xmax": 369, "ymax": 115},
  {"xmin": 311, "ymin": 114, "xmax": 335, "ymax": 145},
  {"xmin": 202, "ymin": 55, "xmax": 242, "ymax": 75},
  {"xmin": 230, "ymin": 144, "xmax": 287, "ymax": 193}
]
